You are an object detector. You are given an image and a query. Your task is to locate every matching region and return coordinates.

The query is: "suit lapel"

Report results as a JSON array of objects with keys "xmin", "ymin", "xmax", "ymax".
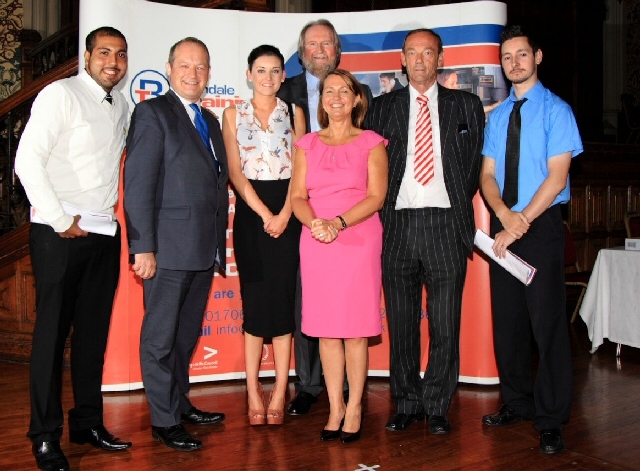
[
  {"xmin": 437, "ymin": 84, "xmax": 455, "ymax": 164},
  {"xmin": 391, "ymin": 88, "xmax": 411, "ymax": 181}
]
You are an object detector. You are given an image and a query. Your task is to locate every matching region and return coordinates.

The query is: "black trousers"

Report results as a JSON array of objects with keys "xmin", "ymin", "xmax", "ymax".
[
  {"xmin": 383, "ymin": 208, "xmax": 468, "ymax": 417},
  {"xmin": 489, "ymin": 205, "xmax": 572, "ymax": 431},
  {"xmin": 28, "ymin": 223, "xmax": 120, "ymax": 443}
]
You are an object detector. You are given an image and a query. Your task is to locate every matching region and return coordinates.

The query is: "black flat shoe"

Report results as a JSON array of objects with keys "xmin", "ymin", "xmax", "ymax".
[
  {"xmin": 385, "ymin": 411, "xmax": 425, "ymax": 431},
  {"xmin": 152, "ymin": 424, "xmax": 202, "ymax": 451},
  {"xmin": 32, "ymin": 441, "xmax": 70, "ymax": 471},
  {"xmin": 286, "ymin": 391, "xmax": 318, "ymax": 415},
  {"xmin": 428, "ymin": 415, "xmax": 451, "ymax": 435},
  {"xmin": 69, "ymin": 424, "xmax": 132, "ymax": 451},
  {"xmin": 539, "ymin": 429, "xmax": 564, "ymax": 454},
  {"xmin": 482, "ymin": 404, "xmax": 529, "ymax": 426},
  {"xmin": 181, "ymin": 406, "xmax": 225, "ymax": 425}
]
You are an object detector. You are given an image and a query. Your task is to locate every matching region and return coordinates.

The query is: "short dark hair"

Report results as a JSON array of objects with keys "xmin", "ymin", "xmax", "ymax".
[
  {"xmin": 85, "ymin": 26, "xmax": 127, "ymax": 53},
  {"xmin": 499, "ymin": 25, "xmax": 540, "ymax": 54},
  {"xmin": 168, "ymin": 37, "xmax": 210, "ymax": 65},
  {"xmin": 297, "ymin": 19, "xmax": 342, "ymax": 67},
  {"xmin": 247, "ymin": 44, "xmax": 285, "ymax": 70},
  {"xmin": 402, "ymin": 28, "xmax": 443, "ymax": 55},
  {"xmin": 379, "ymin": 72, "xmax": 396, "ymax": 80},
  {"xmin": 318, "ymin": 69, "xmax": 368, "ymax": 129}
]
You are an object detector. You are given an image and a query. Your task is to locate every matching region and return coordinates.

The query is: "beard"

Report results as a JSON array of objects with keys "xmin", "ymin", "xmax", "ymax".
[
  {"xmin": 302, "ymin": 57, "xmax": 337, "ymax": 79},
  {"xmin": 508, "ymin": 68, "xmax": 535, "ymax": 85}
]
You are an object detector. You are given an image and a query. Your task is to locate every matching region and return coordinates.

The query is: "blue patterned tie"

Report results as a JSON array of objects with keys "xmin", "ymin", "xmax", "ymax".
[{"xmin": 189, "ymin": 103, "xmax": 220, "ymax": 174}]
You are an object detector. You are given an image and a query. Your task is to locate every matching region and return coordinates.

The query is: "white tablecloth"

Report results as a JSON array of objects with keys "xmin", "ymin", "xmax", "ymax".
[{"xmin": 579, "ymin": 247, "xmax": 640, "ymax": 353}]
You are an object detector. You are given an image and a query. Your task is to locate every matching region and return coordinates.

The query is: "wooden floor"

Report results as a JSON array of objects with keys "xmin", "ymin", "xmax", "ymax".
[{"xmin": 2, "ymin": 316, "xmax": 639, "ymax": 470}]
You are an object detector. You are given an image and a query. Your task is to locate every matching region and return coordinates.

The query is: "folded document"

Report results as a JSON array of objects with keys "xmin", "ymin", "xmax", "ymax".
[
  {"xmin": 474, "ymin": 229, "xmax": 537, "ymax": 285},
  {"xmin": 30, "ymin": 203, "xmax": 117, "ymax": 237}
]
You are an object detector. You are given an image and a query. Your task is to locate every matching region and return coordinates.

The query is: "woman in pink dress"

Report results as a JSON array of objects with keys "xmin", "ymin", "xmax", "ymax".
[{"xmin": 291, "ymin": 69, "xmax": 388, "ymax": 443}]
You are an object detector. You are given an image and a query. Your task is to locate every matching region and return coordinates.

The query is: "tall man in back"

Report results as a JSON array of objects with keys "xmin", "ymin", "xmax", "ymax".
[
  {"xmin": 15, "ymin": 26, "xmax": 132, "ymax": 471},
  {"xmin": 365, "ymin": 29, "xmax": 484, "ymax": 435},
  {"xmin": 277, "ymin": 19, "xmax": 373, "ymax": 415},
  {"xmin": 124, "ymin": 37, "xmax": 228, "ymax": 452},
  {"xmin": 480, "ymin": 25, "xmax": 582, "ymax": 454}
]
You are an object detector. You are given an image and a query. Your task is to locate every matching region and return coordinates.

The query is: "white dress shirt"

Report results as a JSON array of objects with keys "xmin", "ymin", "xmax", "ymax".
[
  {"xmin": 395, "ymin": 82, "xmax": 451, "ymax": 209},
  {"xmin": 306, "ymin": 70, "xmax": 321, "ymax": 132},
  {"xmin": 15, "ymin": 70, "xmax": 129, "ymax": 232}
]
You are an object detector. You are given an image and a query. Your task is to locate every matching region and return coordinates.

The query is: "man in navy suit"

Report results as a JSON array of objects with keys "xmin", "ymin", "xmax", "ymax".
[
  {"xmin": 124, "ymin": 37, "xmax": 228, "ymax": 451},
  {"xmin": 365, "ymin": 29, "xmax": 484, "ymax": 435},
  {"xmin": 277, "ymin": 19, "xmax": 373, "ymax": 416}
]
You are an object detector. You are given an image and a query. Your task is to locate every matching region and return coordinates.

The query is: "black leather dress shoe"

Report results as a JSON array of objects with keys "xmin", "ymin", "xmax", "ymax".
[
  {"xmin": 69, "ymin": 424, "xmax": 132, "ymax": 451},
  {"xmin": 32, "ymin": 441, "xmax": 70, "ymax": 471},
  {"xmin": 152, "ymin": 424, "xmax": 202, "ymax": 451},
  {"xmin": 539, "ymin": 429, "xmax": 564, "ymax": 454},
  {"xmin": 286, "ymin": 391, "xmax": 318, "ymax": 415},
  {"xmin": 428, "ymin": 415, "xmax": 451, "ymax": 435},
  {"xmin": 181, "ymin": 406, "xmax": 225, "ymax": 425},
  {"xmin": 482, "ymin": 404, "xmax": 529, "ymax": 426},
  {"xmin": 385, "ymin": 412, "xmax": 425, "ymax": 431}
]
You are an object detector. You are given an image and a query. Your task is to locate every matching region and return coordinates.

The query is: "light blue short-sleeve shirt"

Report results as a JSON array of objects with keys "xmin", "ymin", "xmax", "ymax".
[{"xmin": 482, "ymin": 81, "xmax": 583, "ymax": 212}]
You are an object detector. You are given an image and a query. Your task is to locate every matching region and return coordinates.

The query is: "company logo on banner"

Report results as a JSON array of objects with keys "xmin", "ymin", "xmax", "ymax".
[{"xmin": 130, "ymin": 70, "xmax": 168, "ymax": 103}]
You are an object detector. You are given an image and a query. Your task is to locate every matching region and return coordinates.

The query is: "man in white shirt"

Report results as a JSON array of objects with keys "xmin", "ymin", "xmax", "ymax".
[
  {"xmin": 15, "ymin": 26, "xmax": 131, "ymax": 471},
  {"xmin": 365, "ymin": 29, "xmax": 484, "ymax": 435}
]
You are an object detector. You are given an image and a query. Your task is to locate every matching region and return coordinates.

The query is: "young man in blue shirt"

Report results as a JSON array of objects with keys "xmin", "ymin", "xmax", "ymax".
[{"xmin": 479, "ymin": 25, "xmax": 583, "ymax": 454}]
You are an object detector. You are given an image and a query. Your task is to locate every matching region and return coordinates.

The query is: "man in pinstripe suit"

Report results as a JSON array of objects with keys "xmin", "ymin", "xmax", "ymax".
[{"xmin": 365, "ymin": 29, "xmax": 484, "ymax": 434}]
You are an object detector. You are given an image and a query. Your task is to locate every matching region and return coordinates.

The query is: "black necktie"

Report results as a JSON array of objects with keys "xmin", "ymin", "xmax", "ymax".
[
  {"xmin": 104, "ymin": 92, "xmax": 113, "ymax": 105},
  {"xmin": 189, "ymin": 103, "xmax": 220, "ymax": 175},
  {"xmin": 503, "ymin": 98, "xmax": 527, "ymax": 209}
]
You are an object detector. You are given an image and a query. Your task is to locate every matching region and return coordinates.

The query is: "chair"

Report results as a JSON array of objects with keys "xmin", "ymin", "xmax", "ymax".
[
  {"xmin": 624, "ymin": 211, "xmax": 640, "ymax": 238},
  {"xmin": 564, "ymin": 223, "xmax": 591, "ymax": 323}
]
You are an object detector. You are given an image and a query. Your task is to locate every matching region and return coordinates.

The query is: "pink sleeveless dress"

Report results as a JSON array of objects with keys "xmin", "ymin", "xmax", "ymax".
[{"xmin": 295, "ymin": 130, "xmax": 387, "ymax": 338}]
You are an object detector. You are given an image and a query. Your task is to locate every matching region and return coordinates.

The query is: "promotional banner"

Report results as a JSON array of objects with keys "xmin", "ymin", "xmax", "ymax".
[{"xmin": 80, "ymin": 0, "xmax": 507, "ymax": 390}]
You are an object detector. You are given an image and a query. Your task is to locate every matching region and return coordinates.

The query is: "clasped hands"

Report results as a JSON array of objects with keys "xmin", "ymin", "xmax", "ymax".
[
  {"xmin": 263, "ymin": 212, "xmax": 289, "ymax": 238},
  {"xmin": 493, "ymin": 210, "xmax": 530, "ymax": 259},
  {"xmin": 310, "ymin": 218, "xmax": 339, "ymax": 243}
]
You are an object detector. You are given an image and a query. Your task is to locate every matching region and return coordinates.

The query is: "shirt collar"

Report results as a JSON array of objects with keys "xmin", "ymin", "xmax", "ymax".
[
  {"xmin": 306, "ymin": 70, "xmax": 320, "ymax": 92},
  {"xmin": 171, "ymin": 88, "xmax": 200, "ymax": 108},
  {"xmin": 78, "ymin": 69, "xmax": 112, "ymax": 103},
  {"xmin": 409, "ymin": 80, "xmax": 438, "ymax": 103},
  {"xmin": 509, "ymin": 80, "xmax": 543, "ymax": 104}
]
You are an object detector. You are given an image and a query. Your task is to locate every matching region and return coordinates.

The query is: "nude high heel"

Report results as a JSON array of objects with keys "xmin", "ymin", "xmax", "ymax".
[
  {"xmin": 248, "ymin": 383, "xmax": 266, "ymax": 426},
  {"xmin": 266, "ymin": 390, "xmax": 285, "ymax": 425}
]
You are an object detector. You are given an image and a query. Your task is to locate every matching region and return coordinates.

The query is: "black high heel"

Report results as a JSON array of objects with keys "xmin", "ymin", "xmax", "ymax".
[
  {"xmin": 340, "ymin": 428, "xmax": 361, "ymax": 443},
  {"xmin": 320, "ymin": 418, "xmax": 344, "ymax": 441},
  {"xmin": 340, "ymin": 412, "xmax": 363, "ymax": 443}
]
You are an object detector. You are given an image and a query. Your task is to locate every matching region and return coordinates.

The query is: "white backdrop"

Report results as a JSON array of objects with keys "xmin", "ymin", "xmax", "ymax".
[{"xmin": 79, "ymin": 0, "xmax": 508, "ymax": 390}]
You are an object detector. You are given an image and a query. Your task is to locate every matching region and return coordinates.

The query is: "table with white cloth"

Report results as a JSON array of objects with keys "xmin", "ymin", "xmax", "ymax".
[{"xmin": 579, "ymin": 247, "xmax": 640, "ymax": 353}]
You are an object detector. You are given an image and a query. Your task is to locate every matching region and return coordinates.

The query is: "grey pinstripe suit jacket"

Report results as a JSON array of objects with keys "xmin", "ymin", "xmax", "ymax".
[{"xmin": 364, "ymin": 84, "xmax": 484, "ymax": 251}]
